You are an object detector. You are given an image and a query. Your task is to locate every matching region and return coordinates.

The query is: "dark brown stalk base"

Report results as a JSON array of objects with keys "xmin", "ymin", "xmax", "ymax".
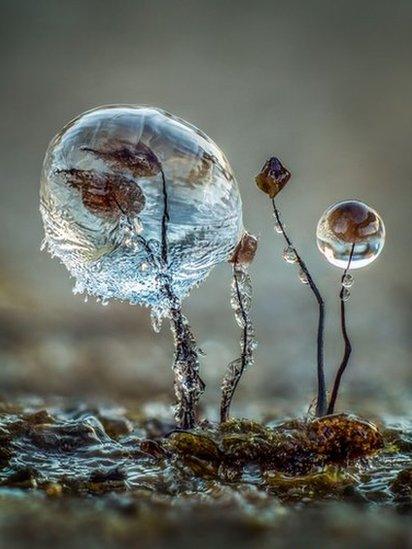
[{"xmin": 272, "ymin": 199, "xmax": 327, "ymax": 417}]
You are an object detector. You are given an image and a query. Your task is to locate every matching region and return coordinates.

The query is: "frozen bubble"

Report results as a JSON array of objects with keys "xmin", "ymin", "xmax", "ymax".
[
  {"xmin": 40, "ymin": 105, "xmax": 243, "ymax": 310},
  {"xmin": 317, "ymin": 200, "xmax": 385, "ymax": 269}
]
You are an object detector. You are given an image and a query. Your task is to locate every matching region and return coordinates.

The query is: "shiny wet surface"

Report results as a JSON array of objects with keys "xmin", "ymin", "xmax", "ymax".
[{"xmin": 0, "ymin": 398, "xmax": 410, "ymax": 548}]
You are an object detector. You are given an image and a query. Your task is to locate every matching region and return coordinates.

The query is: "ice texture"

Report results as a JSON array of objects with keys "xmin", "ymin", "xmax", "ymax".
[{"xmin": 40, "ymin": 105, "xmax": 243, "ymax": 313}]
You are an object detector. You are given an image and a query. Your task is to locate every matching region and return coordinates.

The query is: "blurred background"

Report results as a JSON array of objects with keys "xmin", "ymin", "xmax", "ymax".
[{"xmin": 0, "ymin": 0, "xmax": 411, "ymax": 417}]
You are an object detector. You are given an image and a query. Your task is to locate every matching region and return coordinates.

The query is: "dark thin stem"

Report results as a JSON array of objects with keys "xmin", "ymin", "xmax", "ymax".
[
  {"xmin": 327, "ymin": 243, "xmax": 355, "ymax": 415},
  {"xmin": 220, "ymin": 267, "xmax": 248, "ymax": 423},
  {"xmin": 159, "ymin": 167, "xmax": 169, "ymax": 266},
  {"xmin": 158, "ymin": 164, "xmax": 204, "ymax": 429},
  {"xmin": 272, "ymin": 198, "xmax": 327, "ymax": 417},
  {"xmin": 168, "ymin": 292, "xmax": 205, "ymax": 430}
]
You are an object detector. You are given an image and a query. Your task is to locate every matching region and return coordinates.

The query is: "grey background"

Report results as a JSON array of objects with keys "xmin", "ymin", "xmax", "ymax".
[{"xmin": 0, "ymin": 0, "xmax": 411, "ymax": 416}]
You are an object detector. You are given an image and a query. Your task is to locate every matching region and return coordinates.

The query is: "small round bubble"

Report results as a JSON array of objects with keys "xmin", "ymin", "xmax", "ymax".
[
  {"xmin": 342, "ymin": 273, "xmax": 354, "ymax": 288},
  {"xmin": 283, "ymin": 246, "xmax": 297, "ymax": 264},
  {"xmin": 316, "ymin": 200, "xmax": 385, "ymax": 269}
]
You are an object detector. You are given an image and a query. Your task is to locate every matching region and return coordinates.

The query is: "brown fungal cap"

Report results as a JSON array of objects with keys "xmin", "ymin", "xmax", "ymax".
[
  {"xmin": 81, "ymin": 141, "xmax": 161, "ymax": 178},
  {"xmin": 255, "ymin": 157, "xmax": 291, "ymax": 198},
  {"xmin": 229, "ymin": 232, "xmax": 258, "ymax": 266},
  {"xmin": 57, "ymin": 169, "xmax": 145, "ymax": 219},
  {"xmin": 327, "ymin": 201, "xmax": 381, "ymax": 243}
]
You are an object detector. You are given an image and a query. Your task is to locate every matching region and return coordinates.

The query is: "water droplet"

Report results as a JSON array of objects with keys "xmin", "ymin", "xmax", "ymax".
[
  {"xmin": 317, "ymin": 200, "xmax": 385, "ymax": 269},
  {"xmin": 139, "ymin": 261, "xmax": 149, "ymax": 273},
  {"xmin": 283, "ymin": 246, "xmax": 297, "ymax": 264},
  {"xmin": 84, "ymin": 295, "xmax": 88, "ymax": 303},
  {"xmin": 298, "ymin": 268, "xmax": 309, "ymax": 284},
  {"xmin": 40, "ymin": 105, "xmax": 243, "ymax": 310},
  {"xmin": 133, "ymin": 217, "xmax": 143, "ymax": 234},
  {"xmin": 273, "ymin": 222, "xmax": 283, "ymax": 234},
  {"xmin": 150, "ymin": 310, "xmax": 163, "ymax": 333},
  {"xmin": 342, "ymin": 273, "xmax": 354, "ymax": 288},
  {"xmin": 342, "ymin": 287, "xmax": 350, "ymax": 302}
]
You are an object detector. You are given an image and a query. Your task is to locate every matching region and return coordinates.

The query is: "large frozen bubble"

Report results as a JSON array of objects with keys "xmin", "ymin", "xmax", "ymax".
[{"xmin": 40, "ymin": 105, "xmax": 243, "ymax": 312}]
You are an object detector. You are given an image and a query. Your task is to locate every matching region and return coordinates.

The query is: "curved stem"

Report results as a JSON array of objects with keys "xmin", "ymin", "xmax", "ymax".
[
  {"xmin": 327, "ymin": 243, "xmax": 355, "ymax": 415},
  {"xmin": 272, "ymin": 199, "xmax": 327, "ymax": 416},
  {"xmin": 159, "ymin": 165, "xmax": 204, "ymax": 429},
  {"xmin": 220, "ymin": 267, "xmax": 248, "ymax": 423}
]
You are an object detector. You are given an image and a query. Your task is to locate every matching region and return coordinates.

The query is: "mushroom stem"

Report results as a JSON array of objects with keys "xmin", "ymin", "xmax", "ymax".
[
  {"xmin": 168, "ymin": 293, "xmax": 205, "ymax": 429},
  {"xmin": 327, "ymin": 243, "xmax": 355, "ymax": 415},
  {"xmin": 159, "ymin": 164, "xmax": 204, "ymax": 429},
  {"xmin": 220, "ymin": 265, "xmax": 253, "ymax": 422},
  {"xmin": 272, "ymin": 199, "xmax": 327, "ymax": 417}
]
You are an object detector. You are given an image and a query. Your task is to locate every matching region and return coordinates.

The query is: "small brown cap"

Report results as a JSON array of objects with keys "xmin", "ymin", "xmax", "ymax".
[
  {"xmin": 255, "ymin": 157, "xmax": 291, "ymax": 198},
  {"xmin": 229, "ymin": 232, "xmax": 258, "ymax": 266}
]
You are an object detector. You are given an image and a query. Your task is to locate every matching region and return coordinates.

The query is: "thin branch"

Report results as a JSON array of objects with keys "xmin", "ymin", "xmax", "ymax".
[
  {"xmin": 220, "ymin": 266, "xmax": 249, "ymax": 423},
  {"xmin": 327, "ymin": 243, "xmax": 355, "ymax": 415},
  {"xmin": 159, "ymin": 166, "xmax": 170, "ymax": 266},
  {"xmin": 272, "ymin": 198, "xmax": 327, "ymax": 417},
  {"xmin": 158, "ymin": 164, "xmax": 204, "ymax": 429}
]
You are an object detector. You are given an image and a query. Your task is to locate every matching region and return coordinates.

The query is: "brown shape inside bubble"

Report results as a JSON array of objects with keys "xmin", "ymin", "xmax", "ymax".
[
  {"xmin": 255, "ymin": 157, "xmax": 291, "ymax": 198},
  {"xmin": 229, "ymin": 232, "xmax": 258, "ymax": 266},
  {"xmin": 57, "ymin": 169, "xmax": 145, "ymax": 219},
  {"xmin": 81, "ymin": 141, "xmax": 161, "ymax": 178},
  {"xmin": 327, "ymin": 201, "xmax": 380, "ymax": 243}
]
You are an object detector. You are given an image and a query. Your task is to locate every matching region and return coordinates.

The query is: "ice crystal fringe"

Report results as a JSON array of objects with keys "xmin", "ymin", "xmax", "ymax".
[{"xmin": 220, "ymin": 265, "xmax": 256, "ymax": 423}]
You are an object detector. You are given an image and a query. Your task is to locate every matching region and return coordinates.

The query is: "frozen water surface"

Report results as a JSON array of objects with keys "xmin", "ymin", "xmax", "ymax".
[{"xmin": 40, "ymin": 106, "xmax": 243, "ymax": 313}]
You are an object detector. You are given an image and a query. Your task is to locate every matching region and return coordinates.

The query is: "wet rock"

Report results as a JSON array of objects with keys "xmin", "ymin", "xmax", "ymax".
[
  {"xmin": 168, "ymin": 432, "xmax": 221, "ymax": 461},
  {"xmin": 264, "ymin": 467, "xmax": 356, "ymax": 502},
  {"xmin": 390, "ymin": 468, "xmax": 412, "ymax": 504},
  {"xmin": 98, "ymin": 413, "xmax": 133, "ymax": 439},
  {"xmin": 307, "ymin": 414, "xmax": 384, "ymax": 463}
]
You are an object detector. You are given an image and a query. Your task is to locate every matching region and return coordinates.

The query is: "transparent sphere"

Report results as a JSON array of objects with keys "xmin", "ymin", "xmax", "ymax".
[
  {"xmin": 316, "ymin": 200, "xmax": 385, "ymax": 269},
  {"xmin": 40, "ymin": 105, "xmax": 243, "ymax": 310}
]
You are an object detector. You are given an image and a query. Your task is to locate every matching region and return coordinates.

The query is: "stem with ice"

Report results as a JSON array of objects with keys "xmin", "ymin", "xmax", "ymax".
[
  {"xmin": 327, "ymin": 243, "xmax": 355, "ymax": 415},
  {"xmin": 158, "ymin": 166, "xmax": 205, "ymax": 429},
  {"xmin": 220, "ymin": 262, "xmax": 256, "ymax": 423}
]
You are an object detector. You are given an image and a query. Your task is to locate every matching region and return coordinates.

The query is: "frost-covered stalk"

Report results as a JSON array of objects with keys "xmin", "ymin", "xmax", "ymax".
[
  {"xmin": 327, "ymin": 243, "xmax": 355, "ymax": 415},
  {"xmin": 167, "ymin": 292, "xmax": 205, "ymax": 429},
  {"xmin": 158, "ymin": 164, "xmax": 205, "ymax": 429},
  {"xmin": 220, "ymin": 233, "xmax": 258, "ymax": 423},
  {"xmin": 256, "ymin": 157, "xmax": 327, "ymax": 417}
]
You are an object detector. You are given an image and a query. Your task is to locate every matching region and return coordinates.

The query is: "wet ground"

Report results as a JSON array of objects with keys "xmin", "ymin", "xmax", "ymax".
[{"xmin": 0, "ymin": 397, "xmax": 410, "ymax": 548}]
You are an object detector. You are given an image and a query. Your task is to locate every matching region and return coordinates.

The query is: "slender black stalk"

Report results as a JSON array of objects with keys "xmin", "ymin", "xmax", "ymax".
[
  {"xmin": 327, "ymin": 243, "xmax": 355, "ymax": 415},
  {"xmin": 220, "ymin": 266, "xmax": 248, "ymax": 423},
  {"xmin": 159, "ymin": 167, "xmax": 170, "ymax": 266},
  {"xmin": 272, "ymin": 198, "xmax": 327, "ymax": 416},
  {"xmin": 159, "ymin": 165, "xmax": 204, "ymax": 429}
]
